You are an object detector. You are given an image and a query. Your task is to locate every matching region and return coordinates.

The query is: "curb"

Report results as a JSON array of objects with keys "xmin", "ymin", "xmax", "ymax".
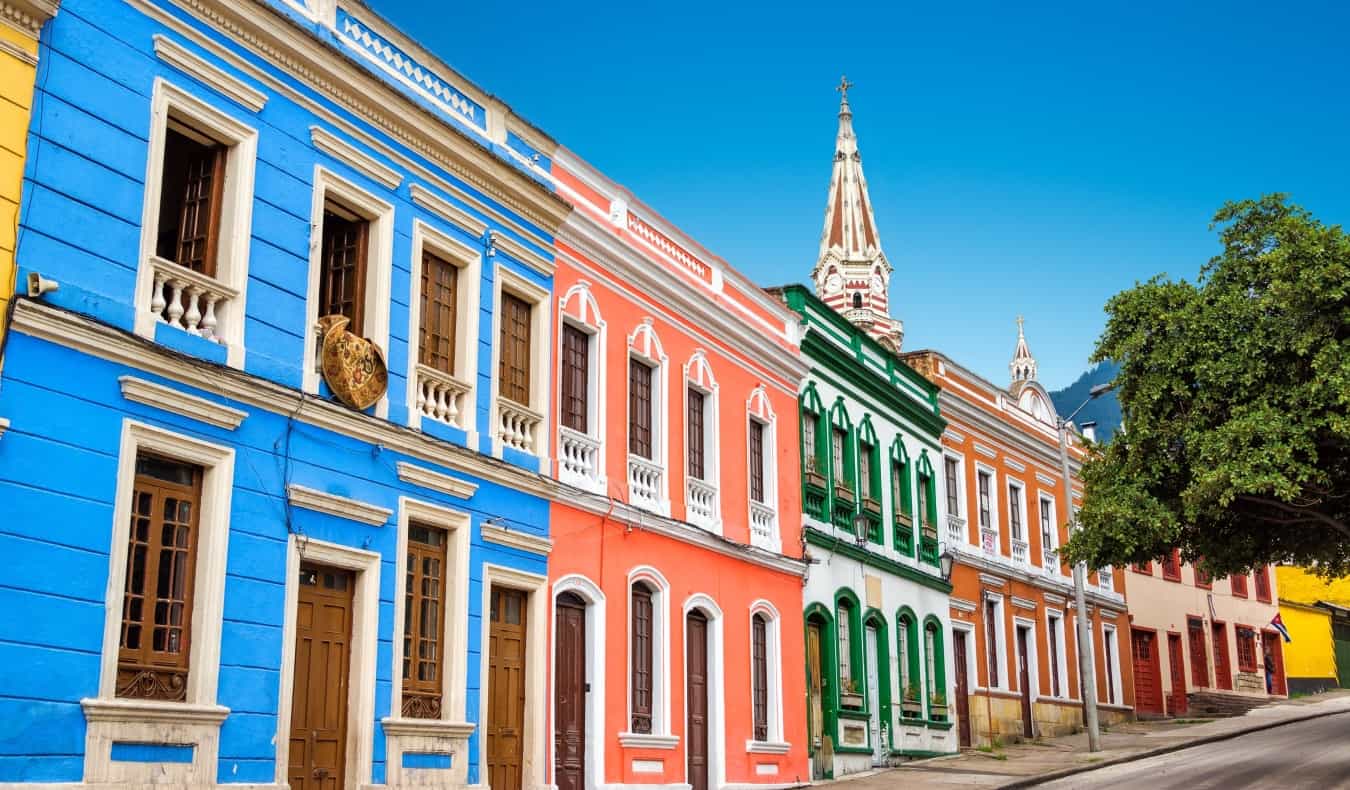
[{"xmin": 996, "ymin": 707, "xmax": 1350, "ymax": 788}]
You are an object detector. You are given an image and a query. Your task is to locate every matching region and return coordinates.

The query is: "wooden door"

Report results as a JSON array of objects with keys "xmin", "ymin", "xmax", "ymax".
[
  {"xmin": 289, "ymin": 565, "xmax": 354, "ymax": 790},
  {"xmin": 1016, "ymin": 627, "xmax": 1033, "ymax": 737},
  {"xmin": 554, "ymin": 593, "xmax": 586, "ymax": 790},
  {"xmin": 1188, "ymin": 619, "xmax": 1209, "ymax": 688},
  {"xmin": 953, "ymin": 630, "xmax": 972, "ymax": 748},
  {"xmin": 487, "ymin": 586, "xmax": 528, "ymax": 790},
  {"xmin": 805, "ymin": 623, "xmax": 826, "ymax": 779},
  {"xmin": 1212, "ymin": 623, "xmax": 1233, "ymax": 690},
  {"xmin": 1167, "ymin": 632, "xmax": 1187, "ymax": 715},
  {"xmin": 1334, "ymin": 619, "xmax": 1350, "ymax": 689},
  {"xmin": 1130, "ymin": 628, "xmax": 1163, "ymax": 715},
  {"xmin": 1263, "ymin": 630, "xmax": 1287, "ymax": 696},
  {"xmin": 686, "ymin": 610, "xmax": 709, "ymax": 790}
]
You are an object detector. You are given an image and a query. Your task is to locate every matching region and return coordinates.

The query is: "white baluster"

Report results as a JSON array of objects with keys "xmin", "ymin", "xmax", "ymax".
[
  {"xmin": 151, "ymin": 272, "xmax": 168, "ymax": 321},
  {"xmin": 183, "ymin": 285, "xmax": 202, "ymax": 335},
  {"xmin": 166, "ymin": 279, "xmax": 185, "ymax": 329},
  {"xmin": 199, "ymin": 294, "xmax": 219, "ymax": 340}
]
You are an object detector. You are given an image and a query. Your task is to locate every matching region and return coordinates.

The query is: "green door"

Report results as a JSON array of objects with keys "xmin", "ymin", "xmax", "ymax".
[{"xmin": 1333, "ymin": 620, "xmax": 1350, "ymax": 689}]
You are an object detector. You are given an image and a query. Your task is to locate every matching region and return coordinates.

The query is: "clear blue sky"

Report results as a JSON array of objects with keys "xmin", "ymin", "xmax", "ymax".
[{"xmin": 367, "ymin": 0, "xmax": 1349, "ymax": 390}]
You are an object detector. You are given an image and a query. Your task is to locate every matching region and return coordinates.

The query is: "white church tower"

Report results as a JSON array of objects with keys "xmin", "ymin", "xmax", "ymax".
[{"xmin": 811, "ymin": 77, "xmax": 905, "ymax": 352}]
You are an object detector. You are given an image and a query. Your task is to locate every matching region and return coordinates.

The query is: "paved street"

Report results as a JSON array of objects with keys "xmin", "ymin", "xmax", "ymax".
[{"xmin": 1039, "ymin": 711, "xmax": 1350, "ymax": 789}]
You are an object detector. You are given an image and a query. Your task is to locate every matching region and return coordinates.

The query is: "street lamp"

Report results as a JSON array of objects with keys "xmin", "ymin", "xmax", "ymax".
[
  {"xmin": 1059, "ymin": 380, "xmax": 1113, "ymax": 754},
  {"xmin": 852, "ymin": 513, "xmax": 870, "ymax": 548},
  {"xmin": 938, "ymin": 545, "xmax": 955, "ymax": 582}
]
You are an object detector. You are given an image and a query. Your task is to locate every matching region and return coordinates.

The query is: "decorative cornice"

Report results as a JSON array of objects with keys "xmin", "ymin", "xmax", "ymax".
[
  {"xmin": 949, "ymin": 597, "xmax": 977, "ymax": 613},
  {"xmin": 119, "ymin": 375, "xmax": 248, "ymax": 430},
  {"xmin": 153, "ymin": 34, "xmax": 266, "ymax": 112},
  {"xmin": 380, "ymin": 717, "xmax": 475, "ymax": 739},
  {"xmin": 1043, "ymin": 592, "xmax": 1067, "ymax": 606},
  {"xmin": 1037, "ymin": 472, "xmax": 1058, "ymax": 487},
  {"xmin": 396, "ymin": 461, "xmax": 479, "ymax": 500},
  {"xmin": 310, "ymin": 125, "xmax": 402, "ymax": 189},
  {"xmin": 480, "ymin": 521, "xmax": 552, "ymax": 556},
  {"xmin": 0, "ymin": 0, "xmax": 58, "ymax": 37},
  {"xmin": 489, "ymin": 230, "xmax": 554, "ymax": 277},
  {"xmin": 409, "ymin": 183, "xmax": 488, "ymax": 239},
  {"xmin": 979, "ymin": 573, "xmax": 1007, "ymax": 588},
  {"xmin": 1004, "ymin": 457, "xmax": 1026, "ymax": 473},
  {"xmin": 745, "ymin": 740, "xmax": 792, "ymax": 755},
  {"xmin": 617, "ymin": 732, "xmax": 679, "ymax": 750},
  {"xmin": 81, "ymin": 697, "xmax": 229, "ymax": 725},
  {"xmin": 1011, "ymin": 595, "xmax": 1038, "ymax": 611},
  {"xmin": 287, "ymin": 484, "xmax": 392, "ymax": 526},
  {"xmin": 973, "ymin": 443, "xmax": 997, "ymax": 459}
]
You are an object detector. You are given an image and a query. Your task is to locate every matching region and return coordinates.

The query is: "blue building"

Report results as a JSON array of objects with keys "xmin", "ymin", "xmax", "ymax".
[{"xmin": 0, "ymin": 0, "xmax": 570, "ymax": 786}]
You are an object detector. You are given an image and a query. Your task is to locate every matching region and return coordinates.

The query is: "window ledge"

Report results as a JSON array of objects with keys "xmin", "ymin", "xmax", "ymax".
[
  {"xmin": 381, "ymin": 716, "xmax": 475, "ymax": 739},
  {"xmin": 618, "ymin": 732, "xmax": 679, "ymax": 750},
  {"xmin": 745, "ymin": 739, "xmax": 791, "ymax": 754},
  {"xmin": 81, "ymin": 697, "xmax": 229, "ymax": 726}
]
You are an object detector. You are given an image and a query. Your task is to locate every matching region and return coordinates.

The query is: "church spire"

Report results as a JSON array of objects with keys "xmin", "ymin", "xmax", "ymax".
[
  {"xmin": 812, "ymin": 77, "xmax": 903, "ymax": 352},
  {"xmin": 1010, "ymin": 315, "xmax": 1038, "ymax": 385}
]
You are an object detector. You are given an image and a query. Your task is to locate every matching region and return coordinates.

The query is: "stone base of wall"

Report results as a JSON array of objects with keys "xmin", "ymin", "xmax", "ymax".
[
  {"xmin": 1288, "ymin": 676, "xmax": 1341, "ymax": 696},
  {"xmin": 962, "ymin": 693, "xmax": 1133, "ymax": 747}
]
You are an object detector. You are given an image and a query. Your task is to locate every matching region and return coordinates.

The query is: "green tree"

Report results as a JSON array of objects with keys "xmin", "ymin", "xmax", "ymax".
[{"xmin": 1064, "ymin": 195, "xmax": 1350, "ymax": 576}]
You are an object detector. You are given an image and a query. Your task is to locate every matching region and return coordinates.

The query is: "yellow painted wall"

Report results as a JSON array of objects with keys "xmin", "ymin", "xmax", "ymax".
[
  {"xmin": 1276, "ymin": 566, "xmax": 1350, "ymax": 608},
  {"xmin": 1279, "ymin": 602, "xmax": 1336, "ymax": 681},
  {"xmin": 0, "ymin": 23, "xmax": 41, "ymax": 368}
]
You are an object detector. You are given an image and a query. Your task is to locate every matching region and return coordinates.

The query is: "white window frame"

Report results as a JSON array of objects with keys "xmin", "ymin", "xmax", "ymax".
[
  {"xmin": 134, "ymin": 78, "xmax": 257, "ymax": 370},
  {"xmin": 556, "ymin": 282, "xmax": 606, "ymax": 494},
  {"xmin": 975, "ymin": 463, "xmax": 1000, "ymax": 553},
  {"xmin": 984, "ymin": 593, "xmax": 1009, "ymax": 692},
  {"xmin": 549, "ymin": 575, "xmax": 607, "ymax": 788},
  {"xmin": 1037, "ymin": 490, "xmax": 1059, "ymax": 558},
  {"xmin": 1043, "ymin": 610, "xmax": 1070, "ymax": 700},
  {"xmin": 489, "ymin": 265, "xmax": 551, "ymax": 462},
  {"xmin": 626, "ymin": 320, "xmax": 670, "ymax": 516},
  {"xmin": 746, "ymin": 386, "xmax": 779, "ymax": 552},
  {"xmin": 302, "ymin": 166, "xmax": 394, "ymax": 416},
  {"xmin": 746, "ymin": 600, "xmax": 788, "ymax": 752},
  {"xmin": 948, "ymin": 621, "xmax": 978, "ymax": 717},
  {"xmin": 475, "ymin": 564, "xmax": 548, "ymax": 790},
  {"xmin": 1013, "ymin": 617, "xmax": 1040, "ymax": 701},
  {"xmin": 1101, "ymin": 623, "xmax": 1123, "ymax": 706},
  {"xmin": 682, "ymin": 351, "xmax": 720, "ymax": 532},
  {"xmin": 1007, "ymin": 480, "xmax": 1027, "ymax": 542},
  {"xmin": 682, "ymin": 593, "xmax": 727, "ymax": 790},
  {"xmin": 620, "ymin": 566, "xmax": 677, "ymax": 748},
  {"xmin": 84, "ymin": 419, "xmax": 235, "ymax": 786},
  {"xmin": 406, "ymin": 220, "xmax": 481, "ymax": 436},
  {"xmin": 942, "ymin": 451, "xmax": 966, "ymax": 522}
]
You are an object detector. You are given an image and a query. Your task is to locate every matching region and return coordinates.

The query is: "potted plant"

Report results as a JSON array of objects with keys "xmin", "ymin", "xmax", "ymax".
[
  {"xmin": 929, "ymin": 691, "xmax": 948, "ymax": 720},
  {"xmin": 920, "ymin": 518, "xmax": 939, "ymax": 540},
  {"xmin": 833, "ymin": 480, "xmax": 855, "ymax": 504},
  {"xmin": 862, "ymin": 496, "xmax": 883, "ymax": 516},
  {"xmin": 838, "ymin": 677, "xmax": 864, "ymax": 709},
  {"xmin": 804, "ymin": 456, "xmax": 827, "ymax": 489},
  {"xmin": 901, "ymin": 682, "xmax": 923, "ymax": 717}
]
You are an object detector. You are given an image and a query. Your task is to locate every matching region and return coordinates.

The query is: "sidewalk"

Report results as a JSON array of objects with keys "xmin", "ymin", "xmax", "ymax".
[{"xmin": 817, "ymin": 690, "xmax": 1350, "ymax": 789}]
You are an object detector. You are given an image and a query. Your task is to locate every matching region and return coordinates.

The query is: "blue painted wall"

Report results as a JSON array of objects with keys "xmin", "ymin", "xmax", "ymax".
[{"xmin": 0, "ymin": 0, "xmax": 558, "ymax": 783}]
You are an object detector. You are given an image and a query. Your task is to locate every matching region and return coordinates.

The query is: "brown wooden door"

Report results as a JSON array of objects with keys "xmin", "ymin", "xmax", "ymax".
[
  {"xmin": 488, "ymin": 586, "xmax": 528, "ymax": 790},
  {"xmin": 289, "ymin": 565, "xmax": 354, "ymax": 790},
  {"xmin": 686, "ymin": 610, "xmax": 709, "ymax": 790},
  {"xmin": 1016, "ymin": 626, "xmax": 1033, "ymax": 737},
  {"xmin": 953, "ymin": 630, "xmax": 972, "ymax": 748},
  {"xmin": 554, "ymin": 593, "xmax": 586, "ymax": 790},
  {"xmin": 1213, "ymin": 623, "xmax": 1233, "ymax": 690},
  {"xmin": 1187, "ymin": 618, "xmax": 1209, "ymax": 688},
  {"xmin": 1130, "ymin": 629, "xmax": 1163, "ymax": 714},
  {"xmin": 805, "ymin": 623, "xmax": 826, "ymax": 778},
  {"xmin": 1167, "ymin": 632, "xmax": 1187, "ymax": 715}
]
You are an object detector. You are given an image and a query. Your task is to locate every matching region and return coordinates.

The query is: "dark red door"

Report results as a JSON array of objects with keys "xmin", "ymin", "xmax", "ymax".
[
  {"xmin": 554, "ymin": 593, "xmax": 586, "ymax": 790},
  {"xmin": 1131, "ymin": 628, "xmax": 1163, "ymax": 715},
  {"xmin": 1212, "ymin": 623, "xmax": 1233, "ymax": 690},
  {"xmin": 1263, "ymin": 630, "xmax": 1288, "ymax": 696},
  {"xmin": 1016, "ymin": 626, "xmax": 1033, "ymax": 737},
  {"xmin": 686, "ymin": 611, "xmax": 709, "ymax": 790},
  {"xmin": 953, "ymin": 630, "xmax": 972, "ymax": 748},
  {"xmin": 1167, "ymin": 632, "xmax": 1187, "ymax": 716},
  {"xmin": 1188, "ymin": 618, "xmax": 1209, "ymax": 688}
]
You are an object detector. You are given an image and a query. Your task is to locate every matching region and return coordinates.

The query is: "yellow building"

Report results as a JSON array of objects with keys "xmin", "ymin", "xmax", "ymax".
[
  {"xmin": 1275, "ymin": 566, "xmax": 1350, "ymax": 694},
  {"xmin": 0, "ymin": 1, "xmax": 59, "ymax": 392}
]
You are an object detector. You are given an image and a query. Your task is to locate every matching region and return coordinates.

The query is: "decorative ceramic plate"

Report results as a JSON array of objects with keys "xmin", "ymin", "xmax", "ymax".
[{"xmin": 318, "ymin": 315, "xmax": 388, "ymax": 411}]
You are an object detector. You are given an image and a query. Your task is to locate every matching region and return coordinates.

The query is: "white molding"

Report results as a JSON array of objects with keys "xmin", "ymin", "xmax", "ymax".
[
  {"xmin": 1036, "ymin": 472, "xmax": 1057, "ymax": 487},
  {"xmin": 1043, "ymin": 592, "xmax": 1067, "ymax": 606},
  {"xmin": 0, "ymin": 416, "xmax": 9, "ymax": 439},
  {"xmin": 1003, "ymin": 457, "xmax": 1026, "ymax": 473},
  {"xmin": 81, "ymin": 697, "xmax": 229, "ymax": 725},
  {"xmin": 476, "ymin": 564, "xmax": 548, "ymax": 790},
  {"xmin": 627, "ymin": 566, "xmax": 673, "ymax": 739},
  {"xmin": 1011, "ymin": 596, "xmax": 1038, "ymax": 611},
  {"xmin": 489, "ymin": 264, "xmax": 553, "ymax": 460},
  {"xmin": 744, "ymin": 740, "xmax": 791, "ymax": 754},
  {"xmin": 973, "ymin": 443, "xmax": 997, "ymax": 459},
  {"xmin": 549, "ymin": 575, "xmax": 606, "ymax": 790},
  {"xmin": 949, "ymin": 597, "xmax": 977, "ymax": 614},
  {"xmin": 490, "ymin": 229, "xmax": 554, "ymax": 276},
  {"xmin": 409, "ymin": 182, "xmax": 488, "ymax": 238},
  {"xmin": 616, "ymin": 733, "xmax": 679, "ymax": 750},
  {"xmin": 286, "ymin": 483, "xmax": 392, "ymax": 526},
  {"xmin": 380, "ymin": 717, "xmax": 475, "ymax": 739},
  {"xmin": 480, "ymin": 521, "xmax": 552, "ymax": 555},
  {"xmin": 310, "ymin": 124, "xmax": 402, "ymax": 189},
  {"xmin": 397, "ymin": 460, "xmax": 479, "ymax": 500},
  {"xmin": 119, "ymin": 375, "xmax": 247, "ymax": 429},
  {"xmin": 682, "ymin": 593, "xmax": 726, "ymax": 790},
  {"xmin": 153, "ymin": 34, "xmax": 266, "ymax": 111},
  {"xmin": 405, "ymin": 219, "xmax": 481, "ymax": 437},
  {"xmin": 978, "ymin": 573, "xmax": 1006, "ymax": 588}
]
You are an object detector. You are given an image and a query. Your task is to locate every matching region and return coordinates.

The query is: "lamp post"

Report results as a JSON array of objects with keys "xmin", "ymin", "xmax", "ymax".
[
  {"xmin": 938, "ymin": 545, "xmax": 955, "ymax": 582},
  {"xmin": 1058, "ymin": 381, "xmax": 1112, "ymax": 753}
]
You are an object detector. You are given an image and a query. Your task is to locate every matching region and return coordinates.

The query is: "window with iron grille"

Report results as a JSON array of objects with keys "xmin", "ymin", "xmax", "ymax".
[
  {"xmin": 118, "ymin": 454, "xmax": 202, "ymax": 701},
  {"xmin": 402, "ymin": 523, "xmax": 448, "ymax": 718},
  {"xmin": 977, "ymin": 471, "xmax": 992, "ymax": 529},
  {"xmin": 560, "ymin": 323, "xmax": 589, "ymax": 433},
  {"xmin": 1187, "ymin": 617, "xmax": 1209, "ymax": 688},
  {"xmin": 318, "ymin": 204, "xmax": 369, "ymax": 335},
  {"xmin": 748, "ymin": 420, "xmax": 766, "ymax": 504},
  {"xmin": 1254, "ymin": 566, "xmax": 1272, "ymax": 602},
  {"xmin": 630, "ymin": 582, "xmax": 654, "ymax": 733},
  {"xmin": 1236, "ymin": 627, "xmax": 1257, "ymax": 672},
  {"xmin": 498, "ymin": 292, "xmax": 533, "ymax": 405},
  {"xmin": 156, "ymin": 124, "xmax": 226, "ymax": 277},
  {"xmin": 687, "ymin": 388, "xmax": 706, "ymax": 480},
  {"xmin": 628, "ymin": 359, "xmax": 653, "ymax": 459},
  {"xmin": 837, "ymin": 602, "xmax": 852, "ymax": 684},
  {"xmin": 944, "ymin": 457, "xmax": 960, "ymax": 517},
  {"xmin": 752, "ymin": 614, "xmax": 768, "ymax": 741},
  {"xmin": 418, "ymin": 251, "xmax": 458, "ymax": 375}
]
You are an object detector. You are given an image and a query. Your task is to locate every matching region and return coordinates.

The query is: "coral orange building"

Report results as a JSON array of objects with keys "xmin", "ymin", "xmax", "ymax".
[{"xmin": 544, "ymin": 150, "xmax": 812, "ymax": 790}]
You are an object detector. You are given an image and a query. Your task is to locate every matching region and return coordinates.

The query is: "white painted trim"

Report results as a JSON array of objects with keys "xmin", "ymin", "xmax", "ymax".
[
  {"xmin": 476, "ymin": 564, "xmax": 548, "ymax": 790},
  {"xmin": 748, "ymin": 599, "xmax": 785, "ymax": 746},
  {"xmin": 682, "ymin": 350, "xmax": 721, "ymax": 534},
  {"xmin": 133, "ymin": 77, "xmax": 257, "ymax": 369},
  {"xmin": 550, "ymin": 575, "xmax": 606, "ymax": 790},
  {"xmin": 410, "ymin": 182, "xmax": 489, "ymax": 238},
  {"xmin": 974, "ymin": 462, "xmax": 1000, "ymax": 548},
  {"xmin": 983, "ymin": 594, "xmax": 1010, "ymax": 692},
  {"xmin": 1101, "ymin": 622, "xmax": 1124, "ymax": 707},
  {"xmin": 490, "ymin": 229, "xmax": 555, "ymax": 277},
  {"xmin": 310, "ymin": 124, "xmax": 403, "ymax": 189},
  {"xmin": 396, "ymin": 460, "xmax": 479, "ymax": 500},
  {"xmin": 118, "ymin": 375, "xmax": 247, "ymax": 429},
  {"xmin": 405, "ymin": 219, "xmax": 481, "ymax": 436},
  {"xmin": 615, "ymin": 733, "xmax": 679, "ymax": 750},
  {"xmin": 681, "ymin": 593, "xmax": 725, "ymax": 790},
  {"xmin": 1044, "ymin": 609, "xmax": 1070, "ymax": 700},
  {"xmin": 481, "ymin": 521, "xmax": 552, "ymax": 555},
  {"xmin": 286, "ymin": 483, "xmax": 392, "ymax": 526},
  {"xmin": 949, "ymin": 597, "xmax": 977, "ymax": 614},
  {"xmin": 1036, "ymin": 490, "xmax": 1059, "ymax": 555},
  {"xmin": 941, "ymin": 449, "xmax": 967, "ymax": 524},
  {"xmin": 627, "ymin": 565, "xmax": 674, "ymax": 738},
  {"xmin": 626, "ymin": 320, "xmax": 671, "ymax": 515},
  {"xmin": 556, "ymin": 281, "xmax": 608, "ymax": 494},
  {"xmin": 153, "ymin": 34, "xmax": 267, "ymax": 112},
  {"xmin": 1012, "ymin": 617, "xmax": 1041, "ymax": 710},
  {"xmin": 744, "ymin": 741, "xmax": 791, "ymax": 755},
  {"xmin": 274, "ymin": 536, "xmax": 380, "ymax": 789},
  {"xmin": 745, "ymin": 387, "xmax": 780, "ymax": 552},
  {"xmin": 1011, "ymin": 596, "xmax": 1038, "ymax": 612},
  {"xmin": 489, "ymin": 264, "xmax": 553, "ymax": 461}
]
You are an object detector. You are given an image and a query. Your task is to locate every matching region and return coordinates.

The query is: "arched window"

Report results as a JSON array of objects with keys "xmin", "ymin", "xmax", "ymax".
[
  {"xmin": 857, "ymin": 417, "xmax": 882, "ymax": 543},
  {"xmin": 852, "ymin": 292, "xmax": 862, "ymax": 308},
  {"xmin": 924, "ymin": 616, "xmax": 948, "ymax": 721},
  {"xmin": 835, "ymin": 590, "xmax": 864, "ymax": 709},
  {"xmin": 890, "ymin": 439, "xmax": 914, "ymax": 556},
  {"xmin": 626, "ymin": 567, "xmax": 671, "ymax": 739},
  {"xmin": 557, "ymin": 282, "xmax": 605, "ymax": 491},
  {"xmin": 627, "ymin": 321, "xmax": 669, "ymax": 514},
  {"xmin": 750, "ymin": 601, "xmax": 787, "ymax": 746},
  {"xmin": 630, "ymin": 581, "xmax": 654, "ymax": 733},
  {"xmin": 915, "ymin": 451, "xmax": 939, "ymax": 564},
  {"xmin": 684, "ymin": 351, "xmax": 720, "ymax": 531},
  {"xmin": 799, "ymin": 384, "xmax": 828, "ymax": 521},
  {"xmin": 827, "ymin": 399, "xmax": 856, "ymax": 531},
  {"xmin": 897, "ymin": 609, "xmax": 921, "ymax": 719}
]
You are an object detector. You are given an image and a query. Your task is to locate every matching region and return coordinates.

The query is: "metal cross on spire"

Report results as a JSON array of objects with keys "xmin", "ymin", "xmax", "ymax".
[{"xmin": 836, "ymin": 75, "xmax": 854, "ymax": 98}]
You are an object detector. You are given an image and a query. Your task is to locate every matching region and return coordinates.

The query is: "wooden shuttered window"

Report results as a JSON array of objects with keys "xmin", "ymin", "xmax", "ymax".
[
  {"xmin": 498, "ymin": 292, "xmax": 533, "ymax": 406},
  {"xmin": 1039, "ymin": 498, "xmax": 1054, "ymax": 552},
  {"xmin": 687, "ymin": 388, "xmax": 706, "ymax": 480},
  {"xmin": 1188, "ymin": 618, "xmax": 1209, "ymax": 688},
  {"xmin": 419, "ymin": 251, "xmax": 459, "ymax": 375},
  {"xmin": 916, "ymin": 472, "xmax": 932, "ymax": 527},
  {"xmin": 630, "ymin": 583, "xmax": 654, "ymax": 733},
  {"xmin": 858, "ymin": 443, "xmax": 873, "ymax": 500},
  {"xmin": 402, "ymin": 523, "xmax": 449, "ymax": 718},
  {"xmin": 748, "ymin": 420, "xmax": 766, "ymax": 504},
  {"xmin": 751, "ymin": 614, "xmax": 769, "ymax": 741},
  {"xmin": 628, "ymin": 359, "xmax": 653, "ymax": 459},
  {"xmin": 831, "ymin": 428, "xmax": 848, "ymax": 485},
  {"xmin": 560, "ymin": 324, "xmax": 589, "ymax": 433},
  {"xmin": 156, "ymin": 125, "xmax": 226, "ymax": 277},
  {"xmin": 318, "ymin": 206, "xmax": 369, "ymax": 335},
  {"xmin": 118, "ymin": 454, "xmax": 202, "ymax": 701}
]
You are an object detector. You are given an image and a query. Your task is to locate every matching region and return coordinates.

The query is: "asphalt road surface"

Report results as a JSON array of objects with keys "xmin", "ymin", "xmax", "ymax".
[{"xmin": 1040, "ymin": 711, "xmax": 1350, "ymax": 789}]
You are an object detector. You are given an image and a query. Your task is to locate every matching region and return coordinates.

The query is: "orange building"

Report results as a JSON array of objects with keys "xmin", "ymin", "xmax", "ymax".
[
  {"xmin": 544, "ymin": 149, "xmax": 812, "ymax": 790},
  {"xmin": 903, "ymin": 324, "xmax": 1135, "ymax": 746}
]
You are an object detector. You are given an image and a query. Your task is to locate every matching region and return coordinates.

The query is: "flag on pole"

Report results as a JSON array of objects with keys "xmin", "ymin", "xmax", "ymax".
[{"xmin": 1270, "ymin": 613, "xmax": 1292, "ymax": 643}]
